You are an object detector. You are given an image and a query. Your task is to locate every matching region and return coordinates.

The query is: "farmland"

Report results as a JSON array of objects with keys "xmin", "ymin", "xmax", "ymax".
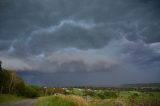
[{"xmin": 35, "ymin": 87, "xmax": 160, "ymax": 106}]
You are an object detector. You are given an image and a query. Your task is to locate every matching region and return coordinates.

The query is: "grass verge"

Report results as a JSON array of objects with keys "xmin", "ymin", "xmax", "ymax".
[
  {"xmin": 35, "ymin": 95, "xmax": 87, "ymax": 106},
  {"xmin": 0, "ymin": 94, "xmax": 24, "ymax": 104}
]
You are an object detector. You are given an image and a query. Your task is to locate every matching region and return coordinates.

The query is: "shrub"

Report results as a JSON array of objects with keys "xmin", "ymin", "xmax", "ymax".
[{"xmin": 16, "ymin": 83, "xmax": 40, "ymax": 98}]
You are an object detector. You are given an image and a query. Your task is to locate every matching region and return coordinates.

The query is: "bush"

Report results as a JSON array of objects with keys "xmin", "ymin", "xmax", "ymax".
[
  {"xmin": 97, "ymin": 91, "xmax": 117, "ymax": 99},
  {"xmin": 16, "ymin": 83, "xmax": 40, "ymax": 98}
]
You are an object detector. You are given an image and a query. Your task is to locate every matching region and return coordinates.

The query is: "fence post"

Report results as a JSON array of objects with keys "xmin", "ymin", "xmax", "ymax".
[{"xmin": 86, "ymin": 95, "xmax": 90, "ymax": 106}]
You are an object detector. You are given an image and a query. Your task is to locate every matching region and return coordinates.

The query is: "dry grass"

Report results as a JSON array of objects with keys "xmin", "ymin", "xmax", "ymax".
[
  {"xmin": 90, "ymin": 99, "xmax": 126, "ymax": 106},
  {"xmin": 35, "ymin": 94, "xmax": 87, "ymax": 106},
  {"xmin": 57, "ymin": 94, "xmax": 87, "ymax": 106}
]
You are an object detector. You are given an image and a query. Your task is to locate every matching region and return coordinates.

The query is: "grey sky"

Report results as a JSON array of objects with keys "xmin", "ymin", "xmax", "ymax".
[{"xmin": 0, "ymin": 0, "xmax": 160, "ymax": 86}]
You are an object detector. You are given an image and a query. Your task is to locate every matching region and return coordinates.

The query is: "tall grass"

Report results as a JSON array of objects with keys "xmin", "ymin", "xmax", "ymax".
[
  {"xmin": 35, "ymin": 95, "xmax": 87, "ymax": 106},
  {"xmin": 89, "ymin": 99, "xmax": 126, "ymax": 106},
  {"xmin": 35, "ymin": 91, "xmax": 160, "ymax": 106}
]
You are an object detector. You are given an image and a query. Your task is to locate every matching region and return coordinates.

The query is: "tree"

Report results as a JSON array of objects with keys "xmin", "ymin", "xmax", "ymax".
[
  {"xmin": 0, "ymin": 70, "xmax": 10, "ymax": 93},
  {"xmin": 0, "ymin": 60, "xmax": 2, "ymax": 71}
]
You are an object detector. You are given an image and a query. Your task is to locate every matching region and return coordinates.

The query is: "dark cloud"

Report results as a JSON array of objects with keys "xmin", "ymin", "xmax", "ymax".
[
  {"xmin": 17, "ymin": 69, "xmax": 160, "ymax": 87},
  {"xmin": 26, "ymin": 22, "xmax": 115, "ymax": 51},
  {"xmin": 0, "ymin": 0, "xmax": 160, "ymax": 85}
]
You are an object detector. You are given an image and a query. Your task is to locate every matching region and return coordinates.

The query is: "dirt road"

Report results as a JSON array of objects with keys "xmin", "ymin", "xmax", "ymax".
[{"xmin": 0, "ymin": 99, "xmax": 37, "ymax": 106}]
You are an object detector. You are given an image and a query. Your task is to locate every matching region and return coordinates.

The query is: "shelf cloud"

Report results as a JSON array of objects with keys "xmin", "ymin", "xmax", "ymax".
[{"xmin": 0, "ymin": 0, "xmax": 160, "ymax": 85}]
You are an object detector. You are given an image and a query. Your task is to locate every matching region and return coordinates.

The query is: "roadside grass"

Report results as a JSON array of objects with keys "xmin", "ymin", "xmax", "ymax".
[
  {"xmin": 35, "ymin": 94, "xmax": 126, "ymax": 106},
  {"xmin": 0, "ymin": 94, "xmax": 25, "ymax": 104},
  {"xmin": 35, "ymin": 95, "xmax": 87, "ymax": 106}
]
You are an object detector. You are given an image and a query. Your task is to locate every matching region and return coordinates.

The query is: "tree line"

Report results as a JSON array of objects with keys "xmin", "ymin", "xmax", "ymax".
[{"xmin": 0, "ymin": 61, "xmax": 40, "ymax": 98}]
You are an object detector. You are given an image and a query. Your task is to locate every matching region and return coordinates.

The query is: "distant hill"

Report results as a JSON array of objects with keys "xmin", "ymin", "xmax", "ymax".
[{"xmin": 121, "ymin": 83, "xmax": 160, "ymax": 88}]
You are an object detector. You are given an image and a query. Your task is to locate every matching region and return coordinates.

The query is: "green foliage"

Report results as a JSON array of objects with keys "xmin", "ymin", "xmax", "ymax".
[
  {"xmin": 84, "ymin": 89, "xmax": 96, "ymax": 96},
  {"xmin": 97, "ymin": 93, "xmax": 105, "ymax": 99},
  {"xmin": 128, "ymin": 94, "xmax": 160, "ymax": 106},
  {"xmin": 130, "ymin": 93, "xmax": 139, "ymax": 98},
  {"xmin": 0, "ymin": 70, "xmax": 10, "ymax": 93},
  {"xmin": 36, "ymin": 95, "xmax": 88, "ymax": 106},
  {"xmin": 97, "ymin": 91, "xmax": 117, "ymax": 99},
  {"xmin": 0, "ymin": 70, "xmax": 40, "ymax": 98},
  {"xmin": 104, "ymin": 91, "xmax": 118, "ymax": 98},
  {"xmin": 16, "ymin": 83, "xmax": 40, "ymax": 98},
  {"xmin": 0, "ymin": 94, "xmax": 24, "ymax": 104}
]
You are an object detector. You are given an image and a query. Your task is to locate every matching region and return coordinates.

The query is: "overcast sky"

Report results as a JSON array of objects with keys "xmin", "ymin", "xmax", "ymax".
[{"xmin": 0, "ymin": 0, "xmax": 160, "ymax": 86}]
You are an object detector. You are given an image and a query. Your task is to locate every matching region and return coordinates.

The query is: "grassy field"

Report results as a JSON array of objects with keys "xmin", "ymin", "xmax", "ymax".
[
  {"xmin": 1, "ymin": 86, "xmax": 156, "ymax": 106},
  {"xmin": 0, "ymin": 94, "xmax": 25, "ymax": 104},
  {"xmin": 35, "ymin": 95, "xmax": 125, "ymax": 106},
  {"xmin": 117, "ymin": 91, "xmax": 160, "ymax": 106}
]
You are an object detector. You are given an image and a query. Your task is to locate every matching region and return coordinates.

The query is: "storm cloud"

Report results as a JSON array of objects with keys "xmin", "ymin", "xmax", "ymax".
[{"xmin": 0, "ymin": 0, "xmax": 160, "ymax": 86}]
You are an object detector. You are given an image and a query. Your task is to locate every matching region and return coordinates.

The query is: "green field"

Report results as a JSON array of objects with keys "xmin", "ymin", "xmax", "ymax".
[{"xmin": 0, "ymin": 94, "xmax": 25, "ymax": 104}]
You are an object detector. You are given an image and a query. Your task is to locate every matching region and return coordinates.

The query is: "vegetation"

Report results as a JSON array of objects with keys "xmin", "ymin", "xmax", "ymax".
[
  {"xmin": 35, "ymin": 95, "xmax": 87, "ymax": 106},
  {"xmin": 127, "ymin": 92, "xmax": 160, "ymax": 106},
  {"xmin": 0, "ymin": 62, "xmax": 41, "ymax": 104},
  {"xmin": 0, "ymin": 69, "xmax": 40, "ymax": 98},
  {"xmin": 0, "ymin": 94, "xmax": 24, "ymax": 104},
  {"xmin": 35, "ymin": 89, "xmax": 160, "ymax": 106}
]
